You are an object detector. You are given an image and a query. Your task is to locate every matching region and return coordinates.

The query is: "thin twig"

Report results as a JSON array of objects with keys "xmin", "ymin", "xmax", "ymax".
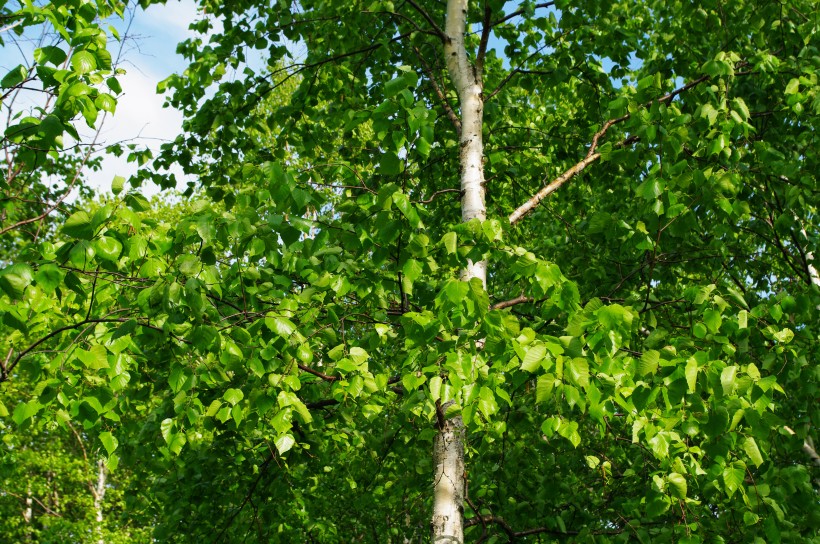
[
  {"xmin": 413, "ymin": 45, "xmax": 462, "ymax": 136},
  {"xmin": 404, "ymin": 0, "xmax": 447, "ymax": 40},
  {"xmin": 490, "ymin": 2, "xmax": 555, "ymax": 27}
]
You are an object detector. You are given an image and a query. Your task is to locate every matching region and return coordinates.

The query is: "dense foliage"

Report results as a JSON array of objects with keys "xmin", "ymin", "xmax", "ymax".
[{"xmin": 1, "ymin": 0, "xmax": 818, "ymax": 542}]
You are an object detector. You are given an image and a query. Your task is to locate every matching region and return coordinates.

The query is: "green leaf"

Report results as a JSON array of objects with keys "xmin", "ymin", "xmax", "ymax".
[
  {"xmin": 107, "ymin": 76, "xmax": 122, "ymax": 94},
  {"xmin": 738, "ymin": 310, "xmax": 748, "ymax": 329},
  {"xmin": 71, "ymin": 51, "xmax": 97, "ymax": 74},
  {"xmin": 477, "ymin": 386, "xmax": 498, "ymax": 418},
  {"xmin": 722, "ymin": 461, "xmax": 746, "ymax": 497},
  {"xmin": 720, "ymin": 365, "xmax": 737, "ymax": 395},
  {"xmin": 520, "ymin": 343, "xmax": 546, "ymax": 372},
  {"xmin": 380, "ymin": 152, "xmax": 402, "ymax": 175},
  {"xmin": 34, "ymin": 46, "xmax": 67, "ymax": 66},
  {"xmin": 95, "ymin": 236, "xmax": 122, "ymax": 261},
  {"xmin": 772, "ymin": 328, "xmax": 793, "ymax": 343},
  {"xmin": 99, "ymin": 432, "xmax": 119, "ymax": 455},
  {"xmin": 638, "ymin": 350, "xmax": 660, "ymax": 376},
  {"xmin": 13, "ymin": 401, "xmax": 41, "ymax": 425},
  {"xmin": 536, "ymin": 375, "xmax": 555, "ymax": 403},
  {"xmin": 0, "ymin": 263, "xmax": 34, "ymax": 300},
  {"xmin": 77, "ymin": 345, "xmax": 109, "ymax": 369},
  {"xmin": 557, "ymin": 419, "xmax": 581, "ymax": 448},
  {"xmin": 278, "ymin": 391, "xmax": 312, "ymax": 423},
  {"xmin": 1, "ymin": 64, "xmax": 26, "ymax": 89},
  {"xmin": 95, "ymin": 93, "xmax": 117, "ymax": 113},
  {"xmin": 567, "ymin": 357, "xmax": 589, "ymax": 388},
  {"xmin": 442, "ymin": 231, "xmax": 457, "ymax": 254},
  {"xmin": 685, "ymin": 357, "xmax": 699, "ymax": 393},
  {"xmin": 703, "ymin": 308, "xmax": 722, "ymax": 333},
  {"xmin": 111, "ymin": 175, "xmax": 125, "ymax": 195},
  {"xmin": 667, "ymin": 472, "xmax": 687, "ymax": 499},
  {"xmin": 160, "ymin": 418, "xmax": 174, "ymax": 443},
  {"xmin": 62, "ymin": 210, "xmax": 95, "ymax": 239},
  {"xmin": 275, "ymin": 433, "xmax": 296, "ymax": 454},
  {"xmin": 223, "ymin": 388, "xmax": 244, "ymax": 405},
  {"xmin": 265, "ymin": 315, "xmax": 297, "ymax": 337},
  {"xmin": 392, "ymin": 192, "xmax": 422, "ymax": 228},
  {"xmin": 743, "ymin": 436, "xmax": 764, "ymax": 467},
  {"xmin": 384, "ymin": 70, "xmax": 418, "ymax": 97}
]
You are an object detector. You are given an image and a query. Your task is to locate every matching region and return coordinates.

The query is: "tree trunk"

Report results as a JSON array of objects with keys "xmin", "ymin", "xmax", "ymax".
[
  {"xmin": 432, "ymin": 2, "xmax": 485, "ymax": 543},
  {"xmin": 23, "ymin": 483, "xmax": 33, "ymax": 542},
  {"xmin": 93, "ymin": 458, "xmax": 107, "ymax": 544}
]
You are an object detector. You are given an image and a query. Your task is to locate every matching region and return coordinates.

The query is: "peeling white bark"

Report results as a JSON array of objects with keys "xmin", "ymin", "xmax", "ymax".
[
  {"xmin": 23, "ymin": 483, "xmax": 33, "ymax": 523},
  {"xmin": 93, "ymin": 458, "xmax": 107, "ymax": 544},
  {"xmin": 432, "ymin": 2, "xmax": 485, "ymax": 543},
  {"xmin": 23, "ymin": 484, "xmax": 33, "ymax": 542},
  {"xmin": 432, "ymin": 414, "xmax": 465, "ymax": 543},
  {"xmin": 445, "ymin": 0, "xmax": 486, "ymax": 289},
  {"xmin": 803, "ymin": 230, "xmax": 820, "ymax": 287}
]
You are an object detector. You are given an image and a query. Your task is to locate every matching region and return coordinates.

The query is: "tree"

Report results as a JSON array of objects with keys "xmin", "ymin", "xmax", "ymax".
[{"xmin": 2, "ymin": 0, "xmax": 819, "ymax": 542}]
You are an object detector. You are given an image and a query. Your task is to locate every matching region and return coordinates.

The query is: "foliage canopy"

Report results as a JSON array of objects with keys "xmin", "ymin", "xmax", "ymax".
[{"xmin": 1, "ymin": 0, "xmax": 818, "ymax": 542}]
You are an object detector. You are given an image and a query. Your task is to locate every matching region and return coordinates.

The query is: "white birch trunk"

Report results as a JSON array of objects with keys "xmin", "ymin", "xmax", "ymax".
[
  {"xmin": 445, "ymin": 0, "xmax": 487, "ymax": 287},
  {"xmin": 432, "ymin": 414, "xmax": 466, "ymax": 543},
  {"xmin": 23, "ymin": 483, "xmax": 33, "ymax": 541},
  {"xmin": 432, "ymin": 2, "xmax": 485, "ymax": 543},
  {"xmin": 93, "ymin": 458, "xmax": 107, "ymax": 544}
]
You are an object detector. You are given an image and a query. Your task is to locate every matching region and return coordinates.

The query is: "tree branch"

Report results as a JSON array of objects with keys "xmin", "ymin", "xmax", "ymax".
[
  {"xmin": 416, "ymin": 188, "xmax": 461, "ymax": 204},
  {"xmin": 476, "ymin": 2, "xmax": 492, "ymax": 77},
  {"xmin": 213, "ymin": 453, "xmax": 275, "ymax": 543},
  {"xmin": 490, "ymin": 2, "xmax": 555, "ymax": 28},
  {"xmin": 508, "ymin": 70, "xmax": 720, "ymax": 225},
  {"xmin": 413, "ymin": 46, "xmax": 462, "ymax": 136},
  {"xmin": 508, "ymin": 152, "xmax": 603, "ymax": 225},
  {"xmin": 490, "ymin": 295, "xmax": 534, "ymax": 310},
  {"xmin": 297, "ymin": 363, "xmax": 338, "ymax": 382},
  {"xmin": 1, "ymin": 315, "xmax": 184, "ymax": 383},
  {"xmin": 404, "ymin": 0, "xmax": 447, "ymax": 41},
  {"xmin": 784, "ymin": 426, "xmax": 820, "ymax": 468}
]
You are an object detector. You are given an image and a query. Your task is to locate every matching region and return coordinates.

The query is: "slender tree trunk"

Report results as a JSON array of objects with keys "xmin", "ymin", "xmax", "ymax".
[
  {"xmin": 23, "ymin": 483, "xmax": 33, "ymax": 542},
  {"xmin": 432, "ymin": 2, "xmax": 485, "ymax": 543},
  {"xmin": 93, "ymin": 458, "xmax": 107, "ymax": 544}
]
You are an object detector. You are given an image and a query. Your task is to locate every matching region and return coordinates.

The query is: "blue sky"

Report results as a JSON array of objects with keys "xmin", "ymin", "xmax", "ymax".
[
  {"xmin": 0, "ymin": 0, "xmax": 201, "ymax": 195},
  {"xmin": 2, "ymin": 1, "xmax": 624, "ymax": 196},
  {"xmin": 91, "ymin": 0, "xmax": 201, "ymax": 194}
]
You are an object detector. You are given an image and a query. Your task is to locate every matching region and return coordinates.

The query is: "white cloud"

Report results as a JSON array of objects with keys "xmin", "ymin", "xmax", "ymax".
[
  {"xmin": 84, "ymin": 66, "xmax": 187, "ymax": 195},
  {"xmin": 82, "ymin": 1, "xmax": 204, "ymax": 196}
]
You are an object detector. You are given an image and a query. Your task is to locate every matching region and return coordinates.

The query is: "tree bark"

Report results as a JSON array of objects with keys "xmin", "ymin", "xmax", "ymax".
[
  {"xmin": 432, "ymin": 2, "xmax": 485, "ymax": 543},
  {"xmin": 432, "ymin": 414, "xmax": 466, "ymax": 543},
  {"xmin": 23, "ymin": 483, "xmax": 33, "ymax": 542},
  {"xmin": 93, "ymin": 458, "xmax": 107, "ymax": 544}
]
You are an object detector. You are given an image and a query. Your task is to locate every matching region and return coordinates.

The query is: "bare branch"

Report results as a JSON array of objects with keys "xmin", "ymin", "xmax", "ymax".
[
  {"xmin": 0, "ymin": 19, "xmax": 24, "ymax": 34},
  {"xmin": 416, "ymin": 188, "xmax": 460, "ymax": 204},
  {"xmin": 490, "ymin": 2, "xmax": 555, "ymax": 28},
  {"xmin": 490, "ymin": 295, "xmax": 534, "ymax": 310},
  {"xmin": 476, "ymin": 2, "xmax": 492, "ymax": 77},
  {"xmin": 508, "ymin": 152, "xmax": 602, "ymax": 225},
  {"xmin": 508, "ymin": 70, "xmax": 722, "ymax": 225}
]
